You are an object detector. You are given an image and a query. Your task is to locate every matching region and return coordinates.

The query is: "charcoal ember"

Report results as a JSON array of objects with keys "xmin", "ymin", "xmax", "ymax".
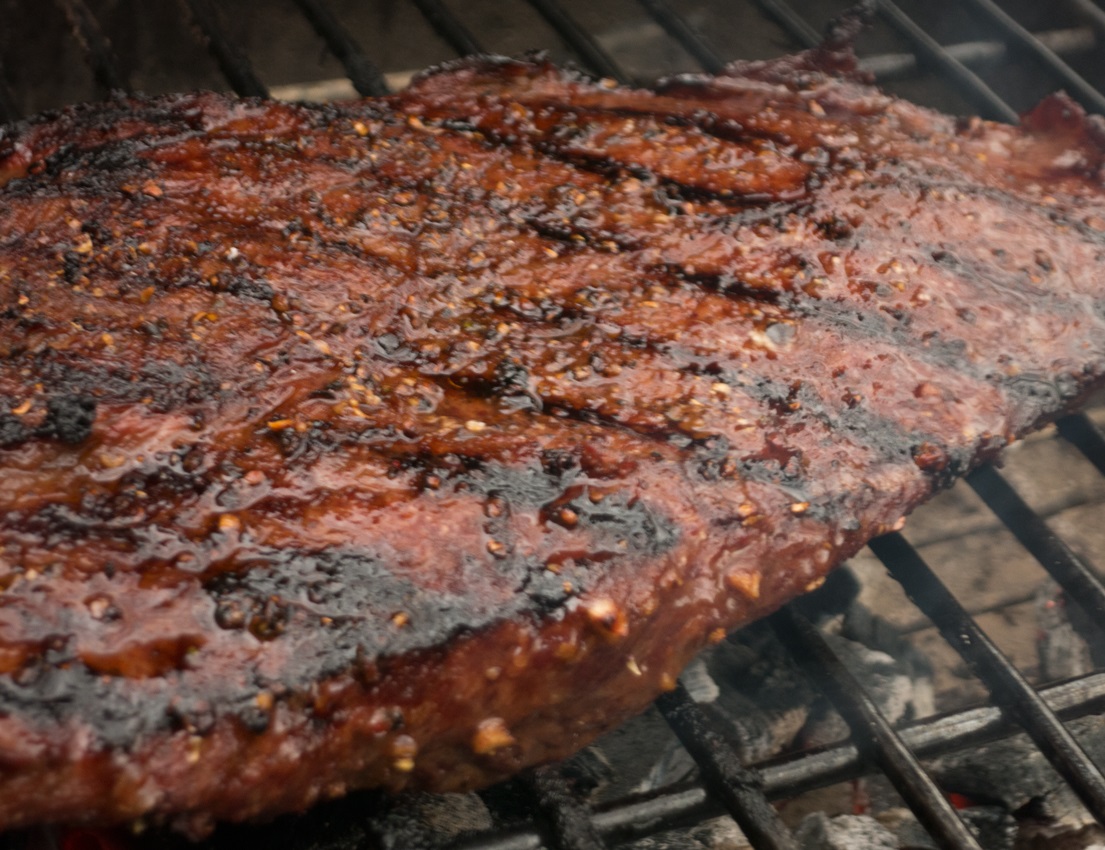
[
  {"xmin": 795, "ymin": 813, "xmax": 897, "ymax": 849},
  {"xmin": 181, "ymin": 791, "xmax": 390, "ymax": 850},
  {"xmin": 833, "ymin": 578, "xmax": 935, "ymax": 717},
  {"xmin": 559, "ymin": 746, "xmax": 616, "ymax": 799},
  {"xmin": 580, "ymin": 621, "xmax": 816, "ymax": 798},
  {"xmin": 622, "ymin": 589, "xmax": 934, "ymax": 795},
  {"xmin": 928, "ymin": 715, "xmax": 1105, "ymax": 830},
  {"xmin": 630, "ymin": 622, "xmax": 818, "ymax": 793},
  {"xmin": 895, "ymin": 817, "xmax": 940, "ymax": 850},
  {"xmin": 961, "ymin": 806, "xmax": 1018, "ymax": 850},
  {"xmin": 703, "ymin": 623, "xmax": 820, "ymax": 762},
  {"xmin": 582, "ymin": 707, "xmax": 682, "ymax": 800},
  {"xmin": 786, "ymin": 568, "xmax": 934, "ymax": 747},
  {"xmin": 1017, "ymin": 823, "xmax": 1105, "ymax": 849}
]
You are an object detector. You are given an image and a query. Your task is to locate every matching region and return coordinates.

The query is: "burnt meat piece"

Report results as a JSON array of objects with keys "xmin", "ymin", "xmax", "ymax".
[{"xmin": 2, "ymin": 40, "xmax": 1105, "ymax": 834}]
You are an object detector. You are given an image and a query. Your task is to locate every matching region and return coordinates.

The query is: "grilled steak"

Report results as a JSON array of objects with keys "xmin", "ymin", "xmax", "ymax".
[{"xmin": 2, "ymin": 29, "xmax": 1105, "ymax": 834}]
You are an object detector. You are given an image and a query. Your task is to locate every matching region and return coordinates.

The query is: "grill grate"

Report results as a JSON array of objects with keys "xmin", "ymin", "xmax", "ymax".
[
  {"xmin": 524, "ymin": 0, "xmax": 628, "ymax": 82},
  {"xmin": 182, "ymin": 0, "xmax": 269, "ymax": 98},
  {"xmin": 960, "ymin": 0, "xmax": 1105, "ymax": 113},
  {"xmin": 55, "ymin": 0, "xmax": 130, "ymax": 96},
  {"xmin": 871, "ymin": 0, "xmax": 1019, "ymax": 122},
  {"xmin": 6, "ymin": 1, "xmax": 1105, "ymax": 847},
  {"xmin": 869, "ymin": 531, "xmax": 1105, "ymax": 823},
  {"xmin": 655, "ymin": 682, "xmax": 795, "ymax": 850},
  {"xmin": 292, "ymin": 0, "xmax": 391, "ymax": 97},
  {"xmin": 773, "ymin": 606, "xmax": 984, "ymax": 850}
]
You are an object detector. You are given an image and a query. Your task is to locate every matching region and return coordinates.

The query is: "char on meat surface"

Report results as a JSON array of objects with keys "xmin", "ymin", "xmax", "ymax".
[{"xmin": 1, "ymin": 29, "xmax": 1105, "ymax": 835}]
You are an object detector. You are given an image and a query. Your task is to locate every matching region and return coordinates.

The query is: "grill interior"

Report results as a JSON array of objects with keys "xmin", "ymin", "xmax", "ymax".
[{"xmin": 4, "ymin": 2, "xmax": 1105, "ymax": 848}]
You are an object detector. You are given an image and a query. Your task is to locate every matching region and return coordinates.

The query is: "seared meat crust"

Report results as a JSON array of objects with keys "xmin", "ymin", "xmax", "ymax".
[{"xmin": 1, "ymin": 41, "xmax": 1105, "ymax": 833}]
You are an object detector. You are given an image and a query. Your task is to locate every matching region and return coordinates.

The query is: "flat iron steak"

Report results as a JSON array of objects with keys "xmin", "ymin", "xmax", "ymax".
[{"xmin": 1, "ymin": 36, "xmax": 1105, "ymax": 834}]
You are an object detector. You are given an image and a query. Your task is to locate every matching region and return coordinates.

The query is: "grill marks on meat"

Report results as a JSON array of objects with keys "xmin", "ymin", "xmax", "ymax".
[{"xmin": 1, "ymin": 43, "xmax": 1105, "ymax": 833}]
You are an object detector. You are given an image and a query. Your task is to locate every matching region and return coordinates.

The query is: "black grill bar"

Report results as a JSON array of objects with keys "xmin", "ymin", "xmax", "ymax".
[
  {"xmin": 292, "ymin": 0, "xmax": 391, "ymax": 96},
  {"xmin": 8, "ymin": 4, "xmax": 1105, "ymax": 849},
  {"xmin": 523, "ymin": 0, "xmax": 628, "ymax": 82},
  {"xmin": 634, "ymin": 0, "xmax": 726, "ymax": 75},
  {"xmin": 529, "ymin": 767, "xmax": 608, "ymax": 850},
  {"xmin": 55, "ymin": 0, "xmax": 131, "ymax": 95},
  {"xmin": 870, "ymin": 531, "xmax": 1105, "ymax": 823},
  {"xmin": 761, "ymin": 668, "xmax": 1105, "ymax": 799},
  {"xmin": 861, "ymin": 27, "xmax": 1097, "ymax": 81},
  {"xmin": 876, "ymin": 0, "xmax": 1018, "ymax": 122},
  {"xmin": 655, "ymin": 682, "xmax": 797, "ymax": 850},
  {"xmin": 770, "ymin": 606, "xmax": 985, "ymax": 850},
  {"xmin": 1067, "ymin": 0, "xmax": 1105, "ymax": 36},
  {"xmin": 183, "ymin": 0, "xmax": 269, "ymax": 98},
  {"xmin": 966, "ymin": 464, "xmax": 1105, "ymax": 625},
  {"xmin": 962, "ymin": 0, "xmax": 1105, "ymax": 114},
  {"xmin": 0, "ymin": 58, "xmax": 21, "ymax": 124},
  {"xmin": 1059, "ymin": 412, "xmax": 1105, "ymax": 475},
  {"xmin": 750, "ymin": 0, "xmax": 822, "ymax": 48},
  {"xmin": 412, "ymin": 0, "xmax": 487, "ymax": 57}
]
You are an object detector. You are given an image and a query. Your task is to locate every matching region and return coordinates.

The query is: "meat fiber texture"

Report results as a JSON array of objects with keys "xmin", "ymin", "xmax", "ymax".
[{"xmin": 1, "ymin": 33, "xmax": 1105, "ymax": 835}]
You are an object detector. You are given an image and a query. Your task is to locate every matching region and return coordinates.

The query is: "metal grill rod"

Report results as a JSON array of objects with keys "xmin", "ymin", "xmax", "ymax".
[
  {"xmin": 293, "ymin": 0, "xmax": 391, "ymax": 96},
  {"xmin": 962, "ymin": 0, "xmax": 1105, "ymax": 114},
  {"xmin": 183, "ymin": 0, "xmax": 269, "ymax": 98},
  {"xmin": 876, "ymin": 0, "xmax": 1018, "ymax": 122},
  {"xmin": 655, "ymin": 683, "xmax": 797, "ymax": 850},
  {"xmin": 529, "ymin": 767, "xmax": 609, "ymax": 850},
  {"xmin": 967, "ymin": 464, "xmax": 1105, "ymax": 627},
  {"xmin": 55, "ymin": 0, "xmax": 130, "ymax": 95},
  {"xmin": 750, "ymin": 0, "xmax": 821, "ymax": 48},
  {"xmin": 1059, "ymin": 412, "xmax": 1105, "ymax": 476},
  {"xmin": 1066, "ymin": 0, "xmax": 1105, "ymax": 36},
  {"xmin": 523, "ymin": 0, "xmax": 629, "ymax": 82},
  {"xmin": 761, "ymin": 667, "xmax": 1105, "ymax": 799},
  {"xmin": 0, "ymin": 58, "xmax": 21, "ymax": 123},
  {"xmin": 770, "ymin": 606, "xmax": 984, "ymax": 850},
  {"xmin": 870, "ymin": 531, "xmax": 1105, "ymax": 824},
  {"xmin": 634, "ymin": 0, "xmax": 726, "ymax": 75},
  {"xmin": 861, "ymin": 27, "xmax": 1096, "ymax": 80},
  {"xmin": 411, "ymin": 0, "xmax": 487, "ymax": 57}
]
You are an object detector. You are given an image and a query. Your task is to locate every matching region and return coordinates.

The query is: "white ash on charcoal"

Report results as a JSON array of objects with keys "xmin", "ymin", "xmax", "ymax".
[
  {"xmin": 570, "ymin": 569, "xmax": 935, "ymax": 801},
  {"xmin": 893, "ymin": 577, "xmax": 1105, "ymax": 847},
  {"xmin": 925, "ymin": 715, "xmax": 1105, "ymax": 833},
  {"xmin": 614, "ymin": 808, "xmax": 1018, "ymax": 850},
  {"xmin": 794, "ymin": 813, "xmax": 898, "ymax": 849},
  {"xmin": 634, "ymin": 626, "xmax": 821, "ymax": 793},
  {"xmin": 616, "ymin": 816, "xmax": 748, "ymax": 850}
]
